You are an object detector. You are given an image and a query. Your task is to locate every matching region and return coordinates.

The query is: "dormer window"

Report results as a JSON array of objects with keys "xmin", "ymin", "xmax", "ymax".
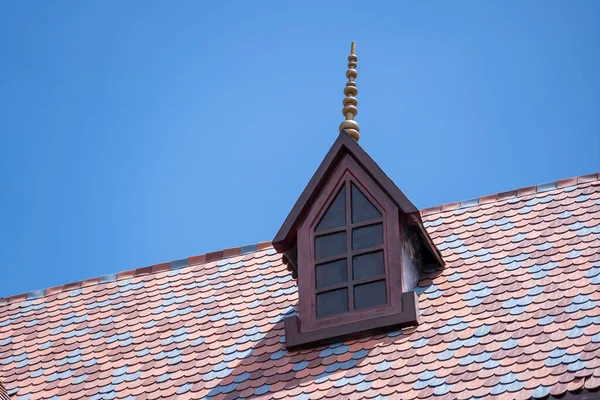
[
  {"xmin": 273, "ymin": 132, "xmax": 444, "ymax": 350},
  {"xmin": 272, "ymin": 43, "xmax": 443, "ymax": 350},
  {"xmin": 292, "ymin": 150, "xmax": 417, "ymax": 336},
  {"xmin": 313, "ymin": 181, "xmax": 387, "ymax": 319}
]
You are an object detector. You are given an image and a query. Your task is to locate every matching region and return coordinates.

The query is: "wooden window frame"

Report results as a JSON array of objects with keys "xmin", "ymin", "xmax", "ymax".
[
  {"xmin": 313, "ymin": 183, "xmax": 386, "ymax": 317},
  {"xmin": 275, "ymin": 133, "xmax": 436, "ymax": 350},
  {"xmin": 297, "ymin": 153, "xmax": 404, "ymax": 333}
]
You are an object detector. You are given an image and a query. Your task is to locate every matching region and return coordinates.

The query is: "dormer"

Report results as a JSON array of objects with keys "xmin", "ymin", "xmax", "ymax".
[{"xmin": 273, "ymin": 43, "xmax": 443, "ymax": 350}]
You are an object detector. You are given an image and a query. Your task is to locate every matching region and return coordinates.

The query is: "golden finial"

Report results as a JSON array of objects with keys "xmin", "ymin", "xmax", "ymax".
[{"xmin": 339, "ymin": 42, "xmax": 360, "ymax": 141}]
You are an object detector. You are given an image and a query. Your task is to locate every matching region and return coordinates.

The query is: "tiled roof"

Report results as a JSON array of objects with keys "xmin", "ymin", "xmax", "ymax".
[
  {"xmin": 0, "ymin": 379, "xmax": 9, "ymax": 400},
  {"xmin": 1, "ymin": 172, "xmax": 599, "ymax": 400}
]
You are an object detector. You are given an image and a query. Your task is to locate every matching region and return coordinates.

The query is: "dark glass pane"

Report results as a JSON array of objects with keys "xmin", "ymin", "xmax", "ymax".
[
  {"xmin": 354, "ymin": 280, "xmax": 387, "ymax": 310},
  {"xmin": 316, "ymin": 259, "xmax": 347, "ymax": 289},
  {"xmin": 314, "ymin": 232, "xmax": 346, "ymax": 260},
  {"xmin": 352, "ymin": 251, "xmax": 385, "ymax": 280},
  {"xmin": 351, "ymin": 183, "xmax": 381, "ymax": 224},
  {"xmin": 352, "ymin": 223, "xmax": 383, "ymax": 251},
  {"xmin": 317, "ymin": 288, "xmax": 349, "ymax": 318},
  {"xmin": 316, "ymin": 184, "xmax": 346, "ymax": 232}
]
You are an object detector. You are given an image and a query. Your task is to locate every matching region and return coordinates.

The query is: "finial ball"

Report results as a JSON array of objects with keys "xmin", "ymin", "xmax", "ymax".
[{"xmin": 340, "ymin": 42, "xmax": 360, "ymax": 142}]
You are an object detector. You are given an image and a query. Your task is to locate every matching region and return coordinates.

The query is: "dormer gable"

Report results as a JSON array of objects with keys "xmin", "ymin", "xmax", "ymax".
[{"xmin": 273, "ymin": 131, "xmax": 443, "ymax": 350}]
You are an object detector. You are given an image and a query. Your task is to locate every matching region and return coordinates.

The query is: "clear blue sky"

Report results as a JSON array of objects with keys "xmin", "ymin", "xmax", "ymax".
[{"xmin": 1, "ymin": 2, "xmax": 598, "ymax": 297}]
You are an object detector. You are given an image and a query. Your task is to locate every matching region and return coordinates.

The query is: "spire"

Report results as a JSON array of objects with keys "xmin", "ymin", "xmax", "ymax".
[{"xmin": 339, "ymin": 42, "xmax": 360, "ymax": 142}]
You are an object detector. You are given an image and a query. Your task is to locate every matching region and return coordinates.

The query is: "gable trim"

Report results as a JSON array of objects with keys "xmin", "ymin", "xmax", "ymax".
[{"xmin": 273, "ymin": 131, "xmax": 420, "ymax": 253}]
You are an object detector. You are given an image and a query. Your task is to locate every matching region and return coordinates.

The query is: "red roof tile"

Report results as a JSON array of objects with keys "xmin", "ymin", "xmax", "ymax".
[
  {"xmin": 1, "ymin": 173, "xmax": 600, "ymax": 399},
  {"xmin": 0, "ymin": 379, "xmax": 9, "ymax": 400}
]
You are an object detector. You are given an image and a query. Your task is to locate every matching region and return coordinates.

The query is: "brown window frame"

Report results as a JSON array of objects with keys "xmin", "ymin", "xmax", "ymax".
[
  {"xmin": 313, "ymin": 181, "xmax": 387, "ymax": 317},
  {"xmin": 296, "ymin": 153, "xmax": 404, "ymax": 333}
]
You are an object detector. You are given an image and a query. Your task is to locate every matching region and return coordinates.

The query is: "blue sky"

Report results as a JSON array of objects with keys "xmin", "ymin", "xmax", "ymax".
[{"xmin": 0, "ymin": 2, "xmax": 598, "ymax": 297}]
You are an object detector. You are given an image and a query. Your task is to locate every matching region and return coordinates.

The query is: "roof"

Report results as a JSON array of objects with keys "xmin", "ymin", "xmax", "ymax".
[
  {"xmin": 1, "ymin": 172, "xmax": 599, "ymax": 400},
  {"xmin": 0, "ymin": 379, "xmax": 9, "ymax": 400}
]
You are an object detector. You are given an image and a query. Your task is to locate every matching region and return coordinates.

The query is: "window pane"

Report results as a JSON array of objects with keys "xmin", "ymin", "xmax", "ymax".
[
  {"xmin": 315, "ymin": 232, "xmax": 346, "ymax": 260},
  {"xmin": 352, "ymin": 251, "xmax": 385, "ymax": 280},
  {"xmin": 354, "ymin": 280, "xmax": 387, "ymax": 310},
  {"xmin": 316, "ymin": 259, "xmax": 347, "ymax": 289},
  {"xmin": 317, "ymin": 288, "xmax": 349, "ymax": 318},
  {"xmin": 316, "ymin": 184, "xmax": 346, "ymax": 232},
  {"xmin": 351, "ymin": 183, "xmax": 381, "ymax": 224},
  {"xmin": 352, "ymin": 223, "xmax": 383, "ymax": 251}
]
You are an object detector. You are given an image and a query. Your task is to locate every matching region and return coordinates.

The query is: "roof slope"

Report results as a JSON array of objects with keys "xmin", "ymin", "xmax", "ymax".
[
  {"xmin": 0, "ymin": 379, "xmax": 9, "ymax": 400},
  {"xmin": 1, "ymin": 174, "xmax": 600, "ymax": 399}
]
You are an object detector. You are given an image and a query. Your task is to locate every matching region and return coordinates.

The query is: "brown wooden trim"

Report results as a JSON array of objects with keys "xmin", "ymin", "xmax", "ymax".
[
  {"xmin": 299, "ymin": 160, "xmax": 347, "ymax": 330},
  {"xmin": 273, "ymin": 131, "xmax": 419, "ymax": 252},
  {"xmin": 314, "ymin": 218, "xmax": 384, "ymax": 237},
  {"xmin": 348, "ymin": 245, "xmax": 384, "ymax": 258},
  {"xmin": 314, "ymin": 254, "xmax": 346, "ymax": 266},
  {"xmin": 314, "ymin": 274, "xmax": 387, "ymax": 294},
  {"xmin": 298, "ymin": 154, "xmax": 404, "ymax": 332},
  {"xmin": 344, "ymin": 180, "xmax": 354, "ymax": 312},
  {"xmin": 315, "ymin": 245, "xmax": 384, "ymax": 266},
  {"xmin": 314, "ymin": 226, "xmax": 346, "ymax": 237},
  {"xmin": 285, "ymin": 291, "xmax": 419, "ymax": 350}
]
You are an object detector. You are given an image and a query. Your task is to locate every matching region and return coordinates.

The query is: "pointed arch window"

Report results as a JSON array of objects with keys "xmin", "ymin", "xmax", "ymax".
[
  {"xmin": 314, "ymin": 182, "xmax": 387, "ymax": 318},
  {"xmin": 292, "ymin": 153, "xmax": 407, "ymax": 335},
  {"xmin": 274, "ymin": 132, "xmax": 442, "ymax": 349}
]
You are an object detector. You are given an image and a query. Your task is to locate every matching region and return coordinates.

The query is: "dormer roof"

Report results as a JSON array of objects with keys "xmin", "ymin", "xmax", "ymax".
[{"xmin": 273, "ymin": 130, "xmax": 443, "ymax": 267}]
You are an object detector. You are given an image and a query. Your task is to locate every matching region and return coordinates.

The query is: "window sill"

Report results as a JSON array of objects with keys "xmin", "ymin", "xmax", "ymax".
[{"xmin": 284, "ymin": 291, "xmax": 419, "ymax": 351}]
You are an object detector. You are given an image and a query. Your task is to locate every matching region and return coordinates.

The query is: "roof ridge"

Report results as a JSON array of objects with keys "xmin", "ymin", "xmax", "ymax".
[
  {"xmin": 420, "ymin": 172, "xmax": 600, "ymax": 217},
  {"xmin": 0, "ymin": 241, "xmax": 273, "ymax": 306}
]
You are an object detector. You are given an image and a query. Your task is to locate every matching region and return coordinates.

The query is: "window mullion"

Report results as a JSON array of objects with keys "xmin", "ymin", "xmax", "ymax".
[
  {"xmin": 349, "ymin": 218, "xmax": 383, "ymax": 230},
  {"xmin": 345, "ymin": 181, "xmax": 354, "ymax": 312},
  {"xmin": 346, "ymin": 253, "xmax": 353, "ymax": 311},
  {"xmin": 349, "ymin": 245, "xmax": 384, "ymax": 258}
]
